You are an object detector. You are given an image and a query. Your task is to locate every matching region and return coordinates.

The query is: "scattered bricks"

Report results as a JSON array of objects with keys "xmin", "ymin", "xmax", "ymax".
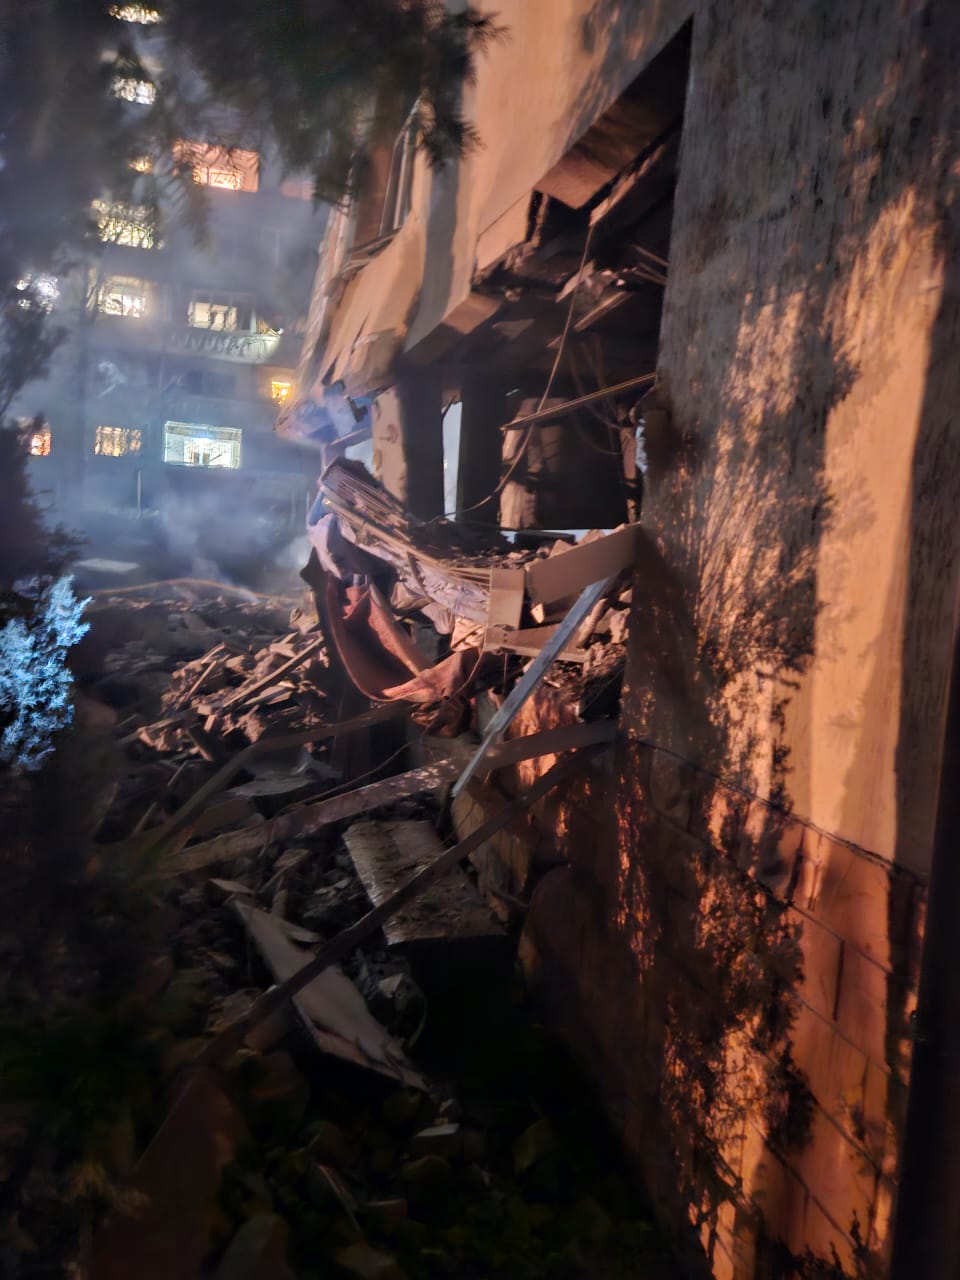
[{"xmin": 410, "ymin": 1124, "xmax": 462, "ymax": 1160}]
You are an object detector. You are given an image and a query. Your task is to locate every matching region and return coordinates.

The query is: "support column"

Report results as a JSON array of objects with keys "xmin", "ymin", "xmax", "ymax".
[
  {"xmin": 456, "ymin": 371, "xmax": 512, "ymax": 529},
  {"xmin": 371, "ymin": 372, "xmax": 444, "ymax": 520}
]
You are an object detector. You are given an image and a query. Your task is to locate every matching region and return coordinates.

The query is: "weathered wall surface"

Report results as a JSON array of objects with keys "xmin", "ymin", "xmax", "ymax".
[
  {"xmin": 318, "ymin": 0, "xmax": 692, "ymax": 389},
  {"xmin": 518, "ymin": 1, "xmax": 960, "ymax": 1277}
]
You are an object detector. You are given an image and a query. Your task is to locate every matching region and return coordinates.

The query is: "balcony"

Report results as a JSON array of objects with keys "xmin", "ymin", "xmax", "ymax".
[{"xmin": 162, "ymin": 324, "xmax": 281, "ymax": 364}]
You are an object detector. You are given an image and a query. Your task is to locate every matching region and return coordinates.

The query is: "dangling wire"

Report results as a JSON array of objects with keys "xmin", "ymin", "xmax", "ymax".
[{"xmin": 452, "ymin": 220, "xmax": 597, "ymax": 517}]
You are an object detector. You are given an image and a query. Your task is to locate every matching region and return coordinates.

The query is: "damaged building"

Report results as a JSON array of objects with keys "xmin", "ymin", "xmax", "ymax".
[
  {"xmin": 13, "ymin": 7, "xmax": 324, "ymax": 571},
  {"xmin": 275, "ymin": 2, "xmax": 960, "ymax": 1277}
]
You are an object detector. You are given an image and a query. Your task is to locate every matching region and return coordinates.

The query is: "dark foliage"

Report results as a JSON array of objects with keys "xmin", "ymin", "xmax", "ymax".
[{"xmin": 0, "ymin": 0, "xmax": 500, "ymax": 293}]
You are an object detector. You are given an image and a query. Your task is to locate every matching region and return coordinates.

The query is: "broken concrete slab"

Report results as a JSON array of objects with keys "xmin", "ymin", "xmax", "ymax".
[
  {"xmin": 343, "ymin": 820, "xmax": 505, "ymax": 947},
  {"xmin": 169, "ymin": 760, "xmax": 462, "ymax": 874},
  {"xmin": 235, "ymin": 903, "xmax": 428, "ymax": 1091},
  {"xmin": 202, "ymin": 748, "xmax": 606, "ymax": 1065},
  {"xmin": 524, "ymin": 525, "xmax": 639, "ymax": 610}
]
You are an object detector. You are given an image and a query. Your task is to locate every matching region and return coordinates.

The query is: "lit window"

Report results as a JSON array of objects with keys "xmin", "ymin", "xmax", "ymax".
[
  {"xmin": 173, "ymin": 142, "xmax": 259, "ymax": 193},
  {"xmin": 130, "ymin": 154, "xmax": 153, "ymax": 173},
  {"xmin": 187, "ymin": 298, "xmax": 239, "ymax": 331},
  {"xmin": 270, "ymin": 379, "xmax": 292, "ymax": 405},
  {"xmin": 94, "ymin": 426, "xmax": 142, "ymax": 457},
  {"xmin": 94, "ymin": 200, "xmax": 157, "ymax": 249},
  {"xmin": 109, "ymin": 4, "xmax": 161, "ymax": 22},
  {"xmin": 97, "ymin": 277, "xmax": 150, "ymax": 318},
  {"xmin": 112, "ymin": 77, "xmax": 156, "ymax": 105},
  {"xmin": 163, "ymin": 421, "xmax": 241, "ymax": 469},
  {"xmin": 15, "ymin": 273, "xmax": 59, "ymax": 311},
  {"xmin": 27, "ymin": 426, "xmax": 52, "ymax": 457}
]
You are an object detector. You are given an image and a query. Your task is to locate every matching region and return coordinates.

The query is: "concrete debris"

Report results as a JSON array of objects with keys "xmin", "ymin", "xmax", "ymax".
[
  {"xmin": 343, "ymin": 820, "xmax": 506, "ymax": 947},
  {"xmin": 72, "ymin": 474, "xmax": 633, "ymax": 1276},
  {"xmin": 296, "ymin": 460, "xmax": 637, "ymax": 732},
  {"xmin": 235, "ymin": 902, "xmax": 429, "ymax": 1091}
]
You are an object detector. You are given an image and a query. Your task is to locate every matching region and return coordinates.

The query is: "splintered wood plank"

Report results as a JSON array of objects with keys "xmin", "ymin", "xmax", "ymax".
[
  {"xmin": 167, "ymin": 759, "xmax": 460, "ymax": 874},
  {"xmin": 343, "ymin": 820, "xmax": 506, "ymax": 946}
]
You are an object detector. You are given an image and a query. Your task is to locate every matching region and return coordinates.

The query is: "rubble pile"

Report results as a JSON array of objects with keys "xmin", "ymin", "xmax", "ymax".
[
  {"xmin": 79, "ymin": 584, "xmax": 333, "ymax": 760},
  {"xmin": 155, "ymin": 626, "xmax": 332, "ymax": 751},
  {"xmin": 305, "ymin": 460, "xmax": 638, "ymax": 731},
  {"xmin": 56, "ymin": 558, "xmax": 672, "ymax": 1278},
  {"xmin": 0, "ymin": 467, "xmax": 664, "ymax": 1277}
]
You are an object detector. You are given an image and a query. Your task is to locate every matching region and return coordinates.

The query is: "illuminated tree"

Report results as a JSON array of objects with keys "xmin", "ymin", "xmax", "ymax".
[{"xmin": 0, "ymin": 576, "xmax": 90, "ymax": 772}]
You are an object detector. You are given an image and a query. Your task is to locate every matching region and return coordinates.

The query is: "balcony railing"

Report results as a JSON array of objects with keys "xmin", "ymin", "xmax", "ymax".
[{"xmin": 162, "ymin": 324, "xmax": 281, "ymax": 364}]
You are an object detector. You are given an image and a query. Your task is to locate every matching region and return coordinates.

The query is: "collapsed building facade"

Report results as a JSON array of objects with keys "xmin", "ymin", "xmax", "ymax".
[{"xmin": 278, "ymin": 4, "xmax": 960, "ymax": 1277}]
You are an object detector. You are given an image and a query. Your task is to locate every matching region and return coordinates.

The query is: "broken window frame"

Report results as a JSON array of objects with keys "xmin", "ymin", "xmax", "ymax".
[{"xmin": 378, "ymin": 102, "xmax": 419, "ymax": 238}]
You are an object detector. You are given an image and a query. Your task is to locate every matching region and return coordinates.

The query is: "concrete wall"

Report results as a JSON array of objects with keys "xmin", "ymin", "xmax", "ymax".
[
  {"xmin": 307, "ymin": 0, "xmax": 960, "ymax": 1273},
  {"xmin": 515, "ymin": 2, "xmax": 960, "ymax": 1276},
  {"xmin": 317, "ymin": 0, "xmax": 692, "ymax": 390}
]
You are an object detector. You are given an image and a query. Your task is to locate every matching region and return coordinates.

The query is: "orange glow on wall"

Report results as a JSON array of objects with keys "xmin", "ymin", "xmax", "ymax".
[
  {"xmin": 174, "ymin": 142, "xmax": 259, "ymax": 193},
  {"xmin": 28, "ymin": 427, "xmax": 52, "ymax": 457}
]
